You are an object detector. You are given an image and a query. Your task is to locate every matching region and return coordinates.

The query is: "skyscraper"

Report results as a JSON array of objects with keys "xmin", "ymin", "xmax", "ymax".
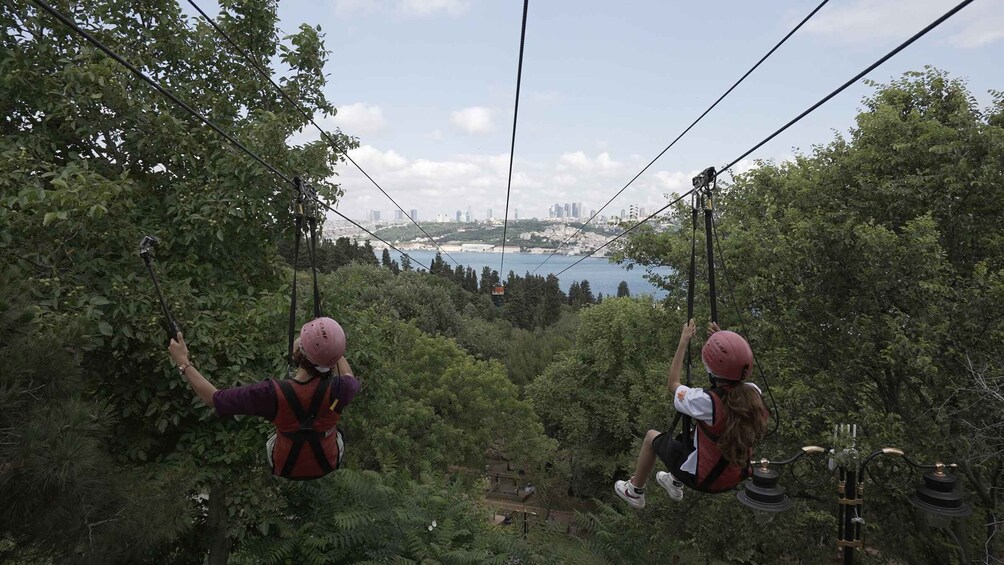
[
  {"xmin": 455, "ymin": 210, "xmax": 462, "ymax": 223},
  {"xmin": 394, "ymin": 210, "xmax": 404, "ymax": 221},
  {"xmin": 571, "ymin": 202, "xmax": 580, "ymax": 218},
  {"xmin": 410, "ymin": 209, "xmax": 418, "ymax": 221},
  {"xmin": 487, "ymin": 208, "xmax": 493, "ymax": 221},
  {"xmin": 564, "ymin": 203, "xmax": 571, "ymax": 217}
]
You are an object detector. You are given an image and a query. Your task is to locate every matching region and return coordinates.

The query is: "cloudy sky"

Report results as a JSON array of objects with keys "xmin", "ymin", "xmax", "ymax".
[{"xmin": 256, "ymin": 0, "xmax": 1003, "ymax": 221}]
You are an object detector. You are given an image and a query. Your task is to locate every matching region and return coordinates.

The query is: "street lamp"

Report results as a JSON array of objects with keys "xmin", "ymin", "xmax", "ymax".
[{"xmin": 737, "ymin": 434, "xmax": 971, "ymax": 564}]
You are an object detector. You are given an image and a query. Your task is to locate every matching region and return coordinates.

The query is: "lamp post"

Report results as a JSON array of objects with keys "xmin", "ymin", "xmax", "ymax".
[{"xmin": 737, "ymin": 428, "xmax": 971, "ymax": 564}]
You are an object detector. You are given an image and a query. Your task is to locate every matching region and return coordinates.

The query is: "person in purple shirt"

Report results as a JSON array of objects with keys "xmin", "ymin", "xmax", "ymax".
[{"xmin": 168, "ymin": 316, "xmax": 361, "ymax": 479}]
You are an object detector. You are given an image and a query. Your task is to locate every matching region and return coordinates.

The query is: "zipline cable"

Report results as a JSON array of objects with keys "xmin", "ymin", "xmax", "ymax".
[
  {"xmin": 184, "ymin": 0, "xmax": 460, "ymax": 267},
  {"xmin": 718, "ymin": 0, "xmax": 973, "ymax": 174},
  {"xmin": 528, "ymin": 0, "xmax": 831, "ymax": 275},
  {"xmin": 531, "ymin": 0, "xmax": 973, "ymax": 287},
  {"xmin": 29, "ymin": 0, "xmax": 431, "ymax": 272},
  {"xmin": 498, "ymin": 0, "xmax": 529, "ymax": 280}
]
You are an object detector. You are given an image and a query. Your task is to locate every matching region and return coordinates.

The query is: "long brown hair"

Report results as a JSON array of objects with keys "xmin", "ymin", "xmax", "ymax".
[{"xmin": 717, "ymin": 382, "xmax": 768, "ymax": 465}]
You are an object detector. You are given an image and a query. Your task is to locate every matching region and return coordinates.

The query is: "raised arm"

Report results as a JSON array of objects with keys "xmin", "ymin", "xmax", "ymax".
[
  {"xmin": 168, "ymin": 332, "xmax": 218, "ymax": 407},
  {"xmin": 336, "ymin": 356, "xmax": 353, "ymax": 378},
  {"xmin": 666, "ymin": 319, "xmax": 696, "ymax": 395}
]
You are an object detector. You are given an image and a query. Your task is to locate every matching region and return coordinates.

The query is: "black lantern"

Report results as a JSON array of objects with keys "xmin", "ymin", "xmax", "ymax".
[
  {"xmin": 908, "ymin": 466, "xmax": 971, "ymax": 528},
  {"xmin": 737, "ymin": 465, "xmax": 793, "ymax": 514}
]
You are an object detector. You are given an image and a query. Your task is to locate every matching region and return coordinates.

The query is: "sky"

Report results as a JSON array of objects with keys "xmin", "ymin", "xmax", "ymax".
[{"xmin": 249, "ymin": 0, "xmax": 1003, "ymax": 222}]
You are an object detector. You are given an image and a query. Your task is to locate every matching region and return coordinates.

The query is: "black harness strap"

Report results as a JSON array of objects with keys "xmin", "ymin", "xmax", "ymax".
[
  {"xmin": 276, "ymin": 378, "xmax": 335, "ymax": 477},
  {"xmin": 287, "ymin": 189, "xmax": 305, "ymax": 368},
  {"xmin": 669, "ymin": 197, "xmax": 700, "ymax": 442},
  {"xmin": 704, "ymin": 190, "xmax": 718, "ymax": 325},
  {"xmin": 302, "ymin": 182, "xmax": 323, "ymax": 319}
]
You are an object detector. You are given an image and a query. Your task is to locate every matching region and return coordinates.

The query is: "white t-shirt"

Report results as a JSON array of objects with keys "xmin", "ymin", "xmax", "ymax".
[{"xmin": 673, "ymin": 382, "xmax": 762, "ymax": 474}]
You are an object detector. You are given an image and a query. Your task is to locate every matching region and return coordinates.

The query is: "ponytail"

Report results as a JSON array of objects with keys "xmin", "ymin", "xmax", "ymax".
[{"xmin": 717, "ymin": 383, "xmax": 768, "ymax": 465}]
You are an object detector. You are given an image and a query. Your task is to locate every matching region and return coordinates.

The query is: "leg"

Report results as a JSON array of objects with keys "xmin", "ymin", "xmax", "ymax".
[{"xmin": 630, "ymin": 430, "xmax": 661, "ymax": 488}]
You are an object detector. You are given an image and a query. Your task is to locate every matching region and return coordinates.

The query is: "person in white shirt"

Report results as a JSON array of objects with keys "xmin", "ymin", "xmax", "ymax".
[{"xmin": 615, "ymin": 319, "xmax": 768, "ymax": 508}]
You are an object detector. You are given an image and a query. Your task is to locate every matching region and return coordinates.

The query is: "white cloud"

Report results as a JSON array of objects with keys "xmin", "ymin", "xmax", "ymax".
[
  {"xmin": 556, "ymin": 151, "xmax": 623, "ymax": 174},
  {"xmin": 333, "ymin": 103, "xmax": 387, "ymax": 136},
  {"xmin": 328, "ymin": 145, "xmax": 730, "ymax": 222},
  {"xmin": 428, "ymin": 129, "xmax": 444, "ymax": 141},
  {"xmin": 803, "ymin": 0, "xmax": 1004, "ymax": 47},
  {"xmin": 450, "ymin": 106, "xmax": 495, "ymax": 134},
  {"xmin": 398, "ymin": 0, "xmax": 470, "ymax": 17}
]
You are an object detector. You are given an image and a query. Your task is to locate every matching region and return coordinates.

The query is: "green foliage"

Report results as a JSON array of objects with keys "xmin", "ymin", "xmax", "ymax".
[
  {"xmin": 527, "ymin": 297, "xmax": 673, "ymax": 497},
  {"xmin": 613, "ymin": 67, "xmax": 1004, "ymax": 563},
  {"xmin": 0, "ymin": 267, "xmax": 194, "ymax": 564},
  {"xmin": 279, "ymin": 235, "xmax": 379, "ymax": 273}
]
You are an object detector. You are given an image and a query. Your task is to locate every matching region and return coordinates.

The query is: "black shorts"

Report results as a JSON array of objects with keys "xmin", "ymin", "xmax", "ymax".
[{"xmin": 651, "ymin": 432, "xmax": 697, "ymax": 488}]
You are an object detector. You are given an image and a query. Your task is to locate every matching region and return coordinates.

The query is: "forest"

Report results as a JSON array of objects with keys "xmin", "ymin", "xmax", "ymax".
[{"xmin": 2, "ymin": 1, "xmax": 1003, "ymax": 564}]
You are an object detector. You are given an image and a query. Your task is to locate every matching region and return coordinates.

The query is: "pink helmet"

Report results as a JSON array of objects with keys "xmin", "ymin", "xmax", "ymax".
[
  {"xmin": 299, "ymin": 317, "xmax": 345, "ymax": 372},
  {"xmin": 702, "ymin": 330, "xmax": 754, "ymax": 381}
]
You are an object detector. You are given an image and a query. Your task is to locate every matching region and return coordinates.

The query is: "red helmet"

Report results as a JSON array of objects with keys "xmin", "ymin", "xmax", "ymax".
[
  {"xmin": 701, "ymin": 330, "xmax": 753, "ymax": 381},
  {"xmin": 299, "ymin": 317, "xmax": 345, "ymax": 372}
]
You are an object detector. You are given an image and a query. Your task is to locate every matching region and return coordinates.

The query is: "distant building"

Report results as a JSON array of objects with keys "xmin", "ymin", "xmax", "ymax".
[
  {"xmin": 455, "ymin": 210, "xmax": 462, "ymax": 222},
  {"xmin": 564, "ymin": 203, "xmax": 571, "ymax": 217},
  {"xmin": 410, "ymin": 209, "xmax": 418, "ymax": 221},
  {"xmin": 629, "ymin": 204, "xmax": 639, "ymax": 220},
  {"xmin": 578, "ymin": 202, "xmax": 584, "ymax": 218},
  {"xmin": 486, "ymin": 208, "xmax": 493, "ymax": 221},
  {"xmin": 589, "ymin": 209, "xmax": 597, "ymax": 219},
  {"xmin": 465, "ymin": 208, "xmax": 472, "ymax": 223},
  {"xmin": 368, "ymin": 210, "xmax": 381, "ymax": 222},
  {"xmin": 394, "ymin": 210, "xmax": 404, "ymax": 221},
  {"xmin": 620, "ymin": 208, "xmax": 627, "ymax": 219},
  {"xmin": 461, "ymin": 243, "xmax": 495, "ymax": 252}
]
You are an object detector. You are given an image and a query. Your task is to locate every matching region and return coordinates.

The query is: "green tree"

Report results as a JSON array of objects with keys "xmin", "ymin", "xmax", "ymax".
[
  {"xmin": 617, "ymin": 280, "xmax": 630, "ymax": 297},
  {"xmin": 612, "ymin": 68, "xmax": 1004, "ymax": 563},
  {"xmin": 2, "ymin": 1, "xmax": 349, "ymax": 561}
]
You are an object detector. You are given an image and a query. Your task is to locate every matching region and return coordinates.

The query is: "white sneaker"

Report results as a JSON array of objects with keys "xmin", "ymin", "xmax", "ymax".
[
  {"xmin": 657, "ymin": 471, "xmax": 684, "ymax": 501},
  {"xmin": 614, "ymin": 479, "xmax": 646, "ymax": 509}
]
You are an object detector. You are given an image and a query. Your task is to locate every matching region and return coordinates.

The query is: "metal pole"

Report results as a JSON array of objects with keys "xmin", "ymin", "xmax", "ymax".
[{"xmin": 842, "ymin": 467, "xmax": 857, "ymax": 565}]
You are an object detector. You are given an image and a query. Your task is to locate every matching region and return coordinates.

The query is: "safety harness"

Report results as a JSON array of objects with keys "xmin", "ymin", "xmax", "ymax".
[{"xmin": 270, "ymin": 376, "xmax": 343, "ymax": 479}]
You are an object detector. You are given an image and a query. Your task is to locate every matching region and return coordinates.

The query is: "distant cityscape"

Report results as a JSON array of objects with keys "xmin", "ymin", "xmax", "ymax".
[{"xmin": 363, "ymin": 202, "xmax": 650, "ymax": 225}]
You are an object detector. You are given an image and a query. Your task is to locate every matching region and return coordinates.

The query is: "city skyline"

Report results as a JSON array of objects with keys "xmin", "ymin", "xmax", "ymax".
[{"xmin": 361, "ymin": 202, "xmax": 647, "ymax": 224}]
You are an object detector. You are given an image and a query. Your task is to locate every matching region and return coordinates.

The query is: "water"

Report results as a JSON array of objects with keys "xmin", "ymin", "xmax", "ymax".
[{"xmin": 377, "ymin": 249, "xmax": 670, "ymax": 298}]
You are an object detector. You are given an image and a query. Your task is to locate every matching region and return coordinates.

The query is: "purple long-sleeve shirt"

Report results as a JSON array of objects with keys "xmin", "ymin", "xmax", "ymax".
[{"xmin": 212, "ymin": 374, "xmax": 361, "ymax": 420}]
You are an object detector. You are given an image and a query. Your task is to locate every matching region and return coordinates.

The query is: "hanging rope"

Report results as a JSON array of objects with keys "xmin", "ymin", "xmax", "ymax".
[
  {"xmin": 498, "ymin": 0, "xmax": 530, "ymax": 281},
  {"xmin": 287, "ymin": 187, "xmax": 305, "ymax": 367}
]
